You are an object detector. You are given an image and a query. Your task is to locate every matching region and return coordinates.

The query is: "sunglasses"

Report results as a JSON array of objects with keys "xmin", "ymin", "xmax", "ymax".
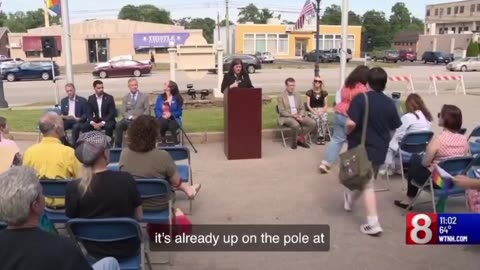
[{"xmin": 314, "ymin": 80, "xmax": 322, "ymax": 83}]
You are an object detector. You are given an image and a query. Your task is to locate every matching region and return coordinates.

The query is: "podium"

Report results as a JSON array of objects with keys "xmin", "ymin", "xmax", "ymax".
[{"xmin": 224, "ymin": 87, "xmax": 262, "ymax": 160}]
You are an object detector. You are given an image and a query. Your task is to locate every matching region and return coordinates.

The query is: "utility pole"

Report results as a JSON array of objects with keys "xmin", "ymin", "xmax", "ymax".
[
  {"xmin": 61, "ymin": 0, "xmax": 74, "ymax": 84},
  {"xmin": 44, "ymin": 0, "xmax": 50, "ymax": 27},
  {"xmin": 225, "ymin": 0, "xmax": 230, "ymax": 55},
  {"xmin": 339, "ymin": 0, "xmax": 348, "ymax": 90},
  {"xmin": 217, "ymin": 11, "xmax": 221, "ymax": 42},
  {"xmin": 314, "ymin": 0, "xmax": 321, "ymax": 76}
]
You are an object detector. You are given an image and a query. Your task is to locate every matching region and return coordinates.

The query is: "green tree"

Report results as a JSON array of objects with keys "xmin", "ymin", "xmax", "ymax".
[
  {"xmin": 389, "ymin": 2, "xmax": 412, "ymax": 34},
  {"xmin": 348, "ymin": 11, "xmax": 362, "ymax": 25},
  {"xmin": 258, "ymin": 8, "xmax": 273, "ymax": 23},
  {"xmin": 408, "ymin": 16, "xmax": 424, "ymax": 32},
  {"xmin": 219, "ymin": 19, "xmax": 235, "ymax": 27},
  {"xmin": 321, "ymin": 4, "xmax": 341, "ymax": 25},
  {"xmin": 363, "ymin": 10, "xmax": 392, "ymax": 49},
  {"xmin": 187, "ymin": 18, "xmax": 216, "ymax": 44},
  {"xmin": 237, "ymin": 3, "xmax": 274, "ymax": 24},
  {"xmin": 466, "ymin": 41, "xmax": 479, "ymax": 57},
  {"xmin": 118, "ymin": 4, "xmax": 172, "ymax": 24},
  {"xmin": 2, "ymin": 9, "xmax": 60, "ymax": 32}
]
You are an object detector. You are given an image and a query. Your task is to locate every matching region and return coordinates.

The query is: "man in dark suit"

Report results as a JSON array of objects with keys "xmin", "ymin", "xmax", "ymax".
[
  {"xmin": 60, "ymin": 83, "xmax": 87, "ymax": 145},
  {"xmin": 82, "ymin": 80, "xmax": 117, "ymax": 140}
]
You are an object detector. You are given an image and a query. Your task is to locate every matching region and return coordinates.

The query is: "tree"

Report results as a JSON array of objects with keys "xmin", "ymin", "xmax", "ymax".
[
  {"xmin": 118, "ymin": 4, "xmax": 172, "ymax": 24},
  {"xmin": 408, "ymin": 16, "xmax": 424, "ymax": 32},
  {"xmin": 348, "ymin": 11, "xmax": 362, "ymax": 25},
  {"xmin": 362, "ymin": 10, "xmax": 392, "ymax": 49},
  {"xmin": 258, "ymin": 8, "xmax": 273, "ymax": 23},
  {"xmin": 321, "ymin": 4, "xmax": 341, "ymax": 25},
  {"xmin": 237, "ymin": 3, "xmax": 275, "ymax": 24},
  {"xmin": 219, "ymin": 19, "xmax": 235, "ymax": 27},
  {"xmin": 180, "ymin": 17, "xmax": 216, "ymax": 44},
  {"xmin": 1, "ymin": 9, "xmax": 60, "ymax": 32},
  {"xmin": 467, "ymin": 41, "xmax": 479, "ymax": 57},
  {"xmin": 389, "ymin": 2, "xmax": 411, "ymax": 34}
]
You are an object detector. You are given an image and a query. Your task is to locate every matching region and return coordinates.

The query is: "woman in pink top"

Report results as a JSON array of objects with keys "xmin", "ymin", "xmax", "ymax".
[
  {"xmin": 319, "ymin": 65, "xmax": 370, "ymax": 173},
  {"xmin": 0, "ymin": 117, "xmax": 22, "ymax": 167},
  {"xmin": 394, "ymin": 104, "xmax": 469, "ymax": 209}
]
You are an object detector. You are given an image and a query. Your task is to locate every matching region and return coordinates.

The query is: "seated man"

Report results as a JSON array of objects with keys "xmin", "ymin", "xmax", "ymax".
[
  {"xmin": 0, "ymin": 166, "xmax": 120, "ymax": 270},
  {"xmin": 23, "ymin": 112, "xmax": 82, "ymax": 209},
  {"xmin": 60, "ymin": 83, "xmax": 87, "ymax": 146},
  {"xmin": 277, "ymin": 77, "xmax": 316, "ymax": 149},
  {"xmin": 114, "ymin": 78, "xmax": 150, "ymax": 148},
  {"xmin": 83, "ymin": 80, "xmax": 117, "ymax": 141}
]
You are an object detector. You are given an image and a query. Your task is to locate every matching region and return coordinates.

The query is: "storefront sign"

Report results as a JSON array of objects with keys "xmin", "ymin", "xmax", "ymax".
[{"xmin": 133, "ymin": 32, "xmax": 190, "ymax": 48}]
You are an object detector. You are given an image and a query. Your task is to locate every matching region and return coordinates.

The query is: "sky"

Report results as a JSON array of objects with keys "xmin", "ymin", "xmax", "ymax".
[{"xmin": 1, "ymin": 0, "xmax": 462, "ymax": 23}]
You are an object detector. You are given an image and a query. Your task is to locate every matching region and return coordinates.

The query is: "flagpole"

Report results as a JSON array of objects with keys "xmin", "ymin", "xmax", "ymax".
[
  {"xmin": 44, "ymin": 1, "xmax": 50, "ymax": 27},
  {"xmin": 339, "ymin": 0, "xmax": 349, "ymax": 92},
  {"xmin": 61, "ymin": 0, "xmax": 74, "ymax": 84},
  {"xmin": 314, "ymin": 0, "xmax": 321, "ymax": 76}
]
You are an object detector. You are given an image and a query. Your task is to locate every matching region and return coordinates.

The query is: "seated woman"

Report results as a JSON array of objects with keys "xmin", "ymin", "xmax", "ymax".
[
  {"xmin": 154, "ymin": 81, "xmax": 183, "ymax": 144},
  {"xmin": 65, "ymin": 131, "xmax": 143, "ymax": 260},
  {"xmin": 0, "ymin": 117, "xmax": 22, "ymax": 168},
  {"xmin": 380, "ymin": 94, "xmax": 433, "ymax": 176},
  {"xmin": 454, "ymin": 175, "xmax": 480, "ymax": 213},
  {"xmin": 394, "ymin": 104, "xmax": 469, "ymax": 209},
  {"xmin": 305, "ymin": 76, "xmax": 329, "ymax": 145},
  {"xmin": 119, "ymin": 115, "xmax": 201, "ymax": 210}
]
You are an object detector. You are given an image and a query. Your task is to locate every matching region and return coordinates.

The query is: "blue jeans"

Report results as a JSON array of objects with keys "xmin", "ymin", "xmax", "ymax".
[
  {"xmin": 92, "ymin": 257, "xmax": 121, "ymax": 270},
  {"xmin": 324, "ymin": 113, "xmax": 347, "ymax": 165}
]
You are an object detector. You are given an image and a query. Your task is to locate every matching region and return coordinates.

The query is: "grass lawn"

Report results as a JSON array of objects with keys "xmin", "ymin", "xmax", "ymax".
[{"xmin": 0, "ymin": 95, "xmax": 404, "ymax": 133}]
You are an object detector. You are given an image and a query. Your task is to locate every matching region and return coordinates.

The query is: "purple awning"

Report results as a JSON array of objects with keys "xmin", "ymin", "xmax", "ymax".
[{"xmin": 133, "ymin": 32, "xmax": 190, "ymax": 49}]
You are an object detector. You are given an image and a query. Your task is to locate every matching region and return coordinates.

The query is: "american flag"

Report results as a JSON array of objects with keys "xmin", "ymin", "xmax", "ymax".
[{"xmin": 294, "ymin": 0, "xmax": 316, "ymax": 30}]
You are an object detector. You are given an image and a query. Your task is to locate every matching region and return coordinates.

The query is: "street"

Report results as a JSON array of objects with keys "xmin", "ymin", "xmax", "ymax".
[{"xmin": 4, "ymin": 64, "xmax": 480, "ymax": 106}]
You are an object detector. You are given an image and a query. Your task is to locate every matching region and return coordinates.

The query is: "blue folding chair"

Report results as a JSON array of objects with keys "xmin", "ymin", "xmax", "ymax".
[
  {"xmin": 406, "ymin": 156, "xmax": 473, "ymax": 214},
  {"xmin": 39, "ymin": 180, "xmax": 71, "ymax": 223},
  {"xmin": 0, "ymin": 221, "xmax": 7, "ymax": 230},
  {"xmin": 158, "ymin": 146, "xmax": 194, "ymax": 214},
  {"xmin": 66, "ymin": 218, "xmax": 150, "ymax": 270},
  {"xmin": 107, "ymin": 148, "xmax": 122, "ymax": 171},
  {"xmin": 392, "ymin": 131, "xmax": 434, "ymax": 190},
  {"xmin": 468, "ymin": 126, "xmax": 480, "ymax": 156}
]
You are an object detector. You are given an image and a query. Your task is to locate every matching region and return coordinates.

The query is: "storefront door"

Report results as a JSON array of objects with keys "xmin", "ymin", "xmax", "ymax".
[
  {"xmin": 87, "ymin": 39, "xmax": 109, "ymax": 63},
  {"xmin": 295, "ymin": 39, "xmax": 308, "ymax": 57}
]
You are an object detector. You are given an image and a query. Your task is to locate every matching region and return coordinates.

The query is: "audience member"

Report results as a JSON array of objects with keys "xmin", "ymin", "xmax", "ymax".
[
  {"xmin": 24, "ymin": 112, "xmax": 81, "ymax": 209},
  {"xmin": 277, "ymin": 77, "xmax": 316, "ymax": 149},
  {"xmin": 83, "ymin": 80, "xmax": 117, "ymax": 140},
  {"xmin": 60, "ymin": 83, "xmax": 88, "ymax": 146},
  {"xmin": 394, "ymin": 104, "xmax": 469, "ymax": 209},
  {"xmin": 119, "ymin": 115, "xmax": 201, "ymax": 210},
  {"xmin": 65, "ymin": 131, "xmax": 143, "ymax": 260},
  {"xmin": 114, "ymin": 78, "xmax": 150, "ymax": 148},
  {"xmin": 0, "ymin": 117, "xmax": 21, "ymax": 170},
  {"xmin": 319, "ymin": 65, "xmax": 370, "ymax": 173},
  {"xmin": 306, "ymin": 76, "xmax": 329, "ymax": 145},
  {"xmin": 380, "ymin": 93, "xmax": 433, "ymax": 176},
  {"xmin": 220, "ymin": 58, "xmax": 254, "ymax": 93},
  {"xmin": 154, "ymin": 81, "xmax": 184, "ymax": 144},
  {"xmin": 0, "ymin": 166, "xmax": 120, "ymax": 270},
  {"xmin": 345, "ymin": 67, "xmax": 402, "ymax": 235}
]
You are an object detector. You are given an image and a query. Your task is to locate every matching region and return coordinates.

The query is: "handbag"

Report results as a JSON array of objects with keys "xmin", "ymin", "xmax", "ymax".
[{"xmin": 338, "ymin": 92, "xmax": 373, "ymax": 190}]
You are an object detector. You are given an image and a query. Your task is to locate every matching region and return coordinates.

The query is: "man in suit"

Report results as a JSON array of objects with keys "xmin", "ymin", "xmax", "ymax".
[
  {"xmin": 60, "ymin": 83, "xmax": 87, "ymax": 145},
  {"xmin": 277, "ymin": 77, "xmax": 316, "ymax": 150},
  {"xmin": 114, "ymin": 78, "xmax": 150, "ymax": 148},
  {"xmin": 82, "ymin": 80, "xmax": 117, "ymax": 140}
]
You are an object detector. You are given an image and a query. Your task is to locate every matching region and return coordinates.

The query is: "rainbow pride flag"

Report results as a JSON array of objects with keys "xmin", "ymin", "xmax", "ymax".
[
  {"xmin": 432, "ymin": 166, "xmax": 454, "ymax": 190},
  {"xmin": 47, "ymin": 0, "xmax": 61, "ymax": 16}
]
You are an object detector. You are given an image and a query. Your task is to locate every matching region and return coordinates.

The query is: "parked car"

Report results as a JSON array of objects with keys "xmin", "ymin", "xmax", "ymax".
[
  {"xmin": 254, "ymin": 52, "xmax": 275, "ymax": 63},
  {"xmin": 92, "ymin": 59, "xmax": 152, "ymax": 78},
  {"xmin": 3, "ymin": 60, "xmax": 60, "ymax": 82},
  {"xmin": 211, "ymin": 54, "xmax": 262, "ymax": 74},
  {"xmin": 329, "ymin": 48, "xmax": 352, "ymax": 62},
  {"xmin": 303, "ymin": 50, "xmax": 335, "ymax": 62},
  {"xmin": 95, "ymin": 54, "xmax": 151, "ymax": 68},
  {"xmin": 399, "ymin": 50, "xmax": 417, "ymax": 62},
  {"xmin": 421, "ymin": 51, "xmax": 451, "ymax": 64},
  {"xmin": 372, "ymin": 50, "xmax": 400, "ymax": 63},
  {"xmin": 447, "ymin": 57, "xmax": 480, "ymax": 72}
]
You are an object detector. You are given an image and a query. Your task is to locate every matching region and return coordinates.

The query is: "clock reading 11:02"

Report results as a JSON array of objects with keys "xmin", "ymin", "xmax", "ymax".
[{"xmin": 439, "ymin": 216, "xmax": 457, "ymax": 225}]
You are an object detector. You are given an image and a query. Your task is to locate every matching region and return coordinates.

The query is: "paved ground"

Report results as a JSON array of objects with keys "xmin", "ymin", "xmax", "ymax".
[
  {"xmin": 4, "ymin": 65, "xmax": 480, "ymax": 106},
  {"xmin": 13, "ymin": 93, "xmax": 480, "ymax": 270}
]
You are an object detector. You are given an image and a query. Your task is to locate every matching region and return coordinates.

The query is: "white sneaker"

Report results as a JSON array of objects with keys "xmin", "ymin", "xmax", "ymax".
[
  {"xmin": 343, "ymin": 192, "xmax": 352, "ymax": 212},
  {"xmin": 360, "ymin": 223, "xmax": 383, "ymax": 236},
  {"xmin": 319, "ymin": 164, "xmax": 330, "ymax": 174},
  {"xmin": 379, "ymin": 167, "xmax": 394, "ymax": 176}
]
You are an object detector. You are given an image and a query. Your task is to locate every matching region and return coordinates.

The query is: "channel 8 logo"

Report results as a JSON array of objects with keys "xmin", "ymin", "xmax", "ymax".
[{"xmin": 406, "ymin": 213, "xmax": 438, "ymax": 245}]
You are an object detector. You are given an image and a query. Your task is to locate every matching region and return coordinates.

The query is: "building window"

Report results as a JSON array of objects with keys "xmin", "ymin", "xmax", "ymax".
[
  {"xmin": 243, "ymin": 33, "xmax": 288, "ymax": 55},
  {"xmin": 460, "ymin": 6, "xmax": 464, "ymax": 13},
  {"xmin": 426, "ymin": 9, "xmax": 430, "ymax": 16},
  {"xmin": 278, "ymin": 34, "xmax": 288, "ymax": 54},
  {"xmin": 471, "ymin": 4, "xmax": 475, "ymax": 12},
  {"xmin": 435, "ymin": 8, "xmax": 438, "ymax": 16},
  {"xmin": 155, "ymin": 48, "xmax": 168, "ymax": 54},
  {"xmin": 25, "ymin": 51, "xmax": 41, "ymax": 58},
  {"xmin": 447, "ymin": 7, "xmax": 451, "ymax": 14},
  {"xmin": 477, "ymin": 4, "xmax": 480, "ymax": 11},
  {"xmin": 459, "ymin": 27, "xmax": 463, "ymax": 33},
  {"xmin": 452, "ymin": 27, "xmax": 456, "ymax": 33},
  {"xmin": 134, "ymin": 48, "xmax": 149, "ymax": 54},
  {"xmin": 255, "ymin": 34, "xmax": 266, "ymax": 53},
  {"xmin": 454, "ymin": 6, "xmax": 459, "ymax": 14},
  {"xmin": 243, "ymin": 34, "xmax": 255, "ymax": 54},
  {"xmin": 464, "ymin": 26, "xmax": 469, "ymax": 32},
  {"xmin": 440, "ymin": 8, "xmax": 444, "ymax": 15}
]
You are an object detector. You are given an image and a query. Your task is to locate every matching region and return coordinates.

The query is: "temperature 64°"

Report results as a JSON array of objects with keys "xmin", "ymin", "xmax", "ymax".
[{"xmin": 439, "ymin": 225, "xmax": 452, "ymax": 234}]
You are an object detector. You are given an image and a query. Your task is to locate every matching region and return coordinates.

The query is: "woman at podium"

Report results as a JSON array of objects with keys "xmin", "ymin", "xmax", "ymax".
[{"xmin": 221, "ymin": 58, "xmax": 254, "ymax": 93}]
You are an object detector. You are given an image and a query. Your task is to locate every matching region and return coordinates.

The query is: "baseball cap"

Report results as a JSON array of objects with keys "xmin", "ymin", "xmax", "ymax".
[{"xmin": 75, "ymin": 131, "xmax": 111, "ymax": 166}]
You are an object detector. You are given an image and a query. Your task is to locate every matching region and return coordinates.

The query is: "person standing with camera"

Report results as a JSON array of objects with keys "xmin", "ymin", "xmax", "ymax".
[{"xmin": 221, "ymin": 58, "xmax": 254, "ymax": 93}]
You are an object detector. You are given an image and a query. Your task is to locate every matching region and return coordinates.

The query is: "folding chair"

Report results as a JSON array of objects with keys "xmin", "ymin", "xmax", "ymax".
[
  {"xmin": 67, "ymin": 218, "xmax": 151, "ymax": 270},
  {"xmin": 405, "ymin": 156, "xmax": 473, "ymax": 214},
  {"xmin": 158, "ymin": 146, "xmax": 194, "ymax": 214},
  {"xmin": 275, "ymin": 105, "xmax": 312, "ymax": 147},
  {"xmin": 39, "ymin": 180, "xmax": 71, "ymax": 223},
  {"xmin": 0, "ymin": 221, "xmax": 7, "ymax": 230},
  {"xmin": 467, "ymin": 126, "xmax": 480, "ymax": 156},
  {"xmin": 107, "ymin": 148, "xmax": 122, "ymax": 171},
  {"xmin": 136, "ymin": 179, "xmax": 173, "ymax": 266},
  {"xmin": 303, "ymin": 102, "xmax": 332, "ymax": 142},
  {"xmin": 389, "ymin": 131, "xmax": 434, "ymax": 191}
]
